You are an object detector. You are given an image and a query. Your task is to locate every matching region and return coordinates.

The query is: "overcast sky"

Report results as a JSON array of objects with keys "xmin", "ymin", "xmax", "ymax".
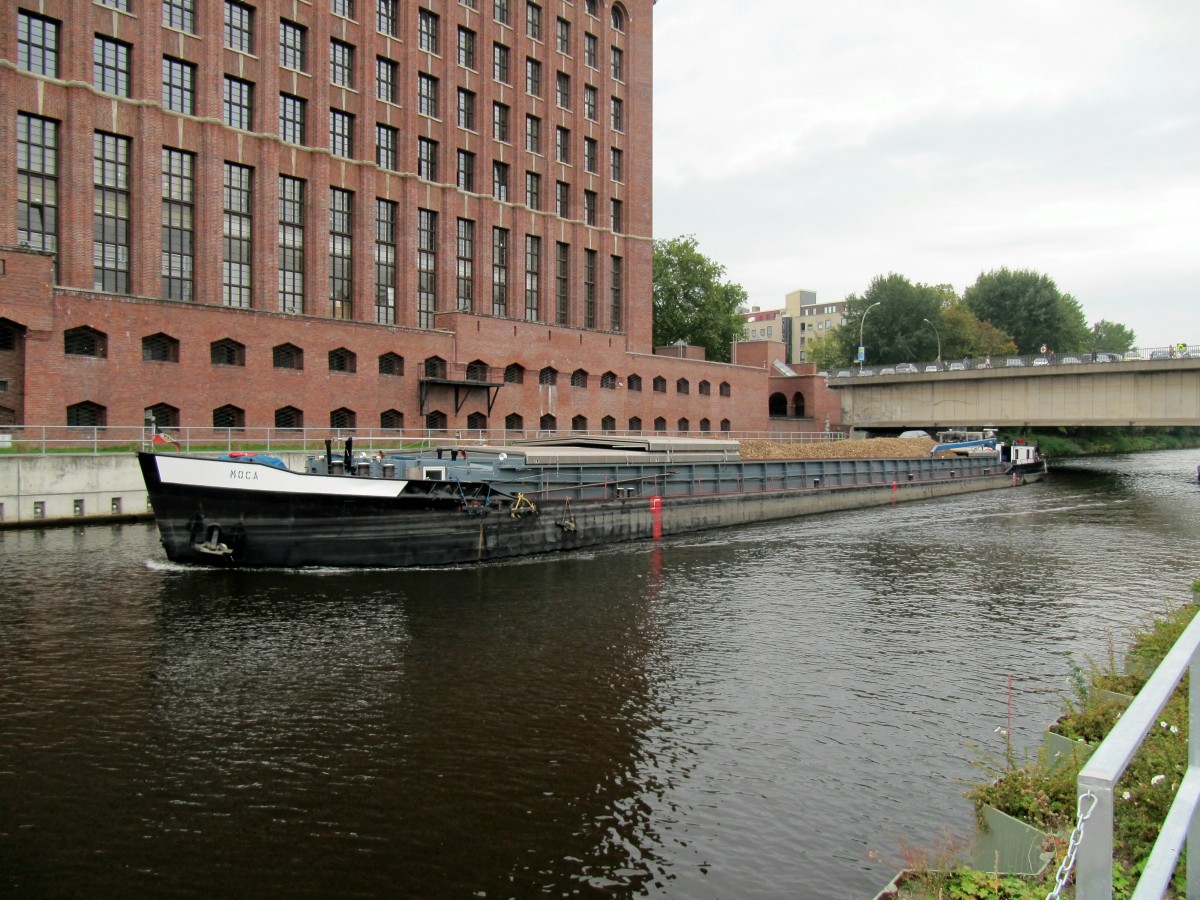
[{"xmin": 652, "ymin": 1, "xmax": 1199, "ymax": 349}]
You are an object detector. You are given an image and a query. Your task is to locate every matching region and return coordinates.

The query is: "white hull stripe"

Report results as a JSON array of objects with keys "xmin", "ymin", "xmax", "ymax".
[{"xmin": 154, "ymin": 455, "xmax": 409, "ymax": 498}]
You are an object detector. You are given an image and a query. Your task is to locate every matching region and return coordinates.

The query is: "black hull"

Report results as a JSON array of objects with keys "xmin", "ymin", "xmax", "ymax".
[{"xmin": 140, "ymin": 452, "xmax": 1044, "ymax": 568}]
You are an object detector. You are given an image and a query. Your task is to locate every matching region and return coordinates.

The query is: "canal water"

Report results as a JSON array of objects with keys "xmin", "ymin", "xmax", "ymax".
[{"xmin": 2, "ymin": 449, "xmax": 1198, "ymax": 899}]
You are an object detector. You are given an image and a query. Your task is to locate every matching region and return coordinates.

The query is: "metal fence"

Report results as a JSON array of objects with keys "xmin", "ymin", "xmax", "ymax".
[
  {"xmin": 1074, "ymin": 609, "xmax": 1200, "ymax": 899},
  {"xmin": 828, "ymin": 343, "xmax": 1197, "ymax": 378},
  {"xmin": 0, "ymin": 425, "xmax": 847, "ymax": 455}
]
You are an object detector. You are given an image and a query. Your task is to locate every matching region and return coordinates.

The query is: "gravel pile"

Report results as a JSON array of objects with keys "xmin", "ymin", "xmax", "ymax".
[{"xmin": 739, "ymin": 437, "xmax": 938, "ymax": 460}]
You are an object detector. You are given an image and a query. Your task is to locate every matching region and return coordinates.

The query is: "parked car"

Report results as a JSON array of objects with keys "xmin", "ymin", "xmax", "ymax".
[
  {"xmin": 1123, "ymin": 350, "xmax": 1144, "ymax": 361},
  {"xmin": 895, "ymin": 363, "xmax": 919, "ymax": 374},
  {"xmin": 817, "ymin": 371, "xmax": 830, "ymax": 377},
  {"xmin": 1150, "ymin": 350, "xmax": 1172, "ymax": 360},
  {"xmin": 948, "ymin": 361, "xmax": 967, "ymax": 371},
  {"xmin": 899, "ymin": 429, "xmax": 932, "ymax": 439},
  {"xmin": 1005, "ymin": 358, "xmax": 1024, "ymax": 367},
  {"xmin": 835, "ymin": 370, "xmax": 853, "ymax": 378},
  {"xmin": 1059, "ymin": 356, "xmax": 1082, "ymax": 364},
  {"xmin": 858, "ymin": 368, "xmax": 876, "ymax": 376},
  {"xmin": 923, "ymin": 364, "xmax": 940, "ymax": 373},
  {"xmin": 879, "ymin": 366, "xmax": 896, "ymax": 375},
  {"xmin": 1032, "ymin": 357, "xmax": 1050, "ymax": 366}
]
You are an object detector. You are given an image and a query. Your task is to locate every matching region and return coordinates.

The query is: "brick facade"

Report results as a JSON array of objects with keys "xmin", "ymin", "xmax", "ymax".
[{"xmin": 1, "ymin": 0, "xmax": 771, "ymax": 434}]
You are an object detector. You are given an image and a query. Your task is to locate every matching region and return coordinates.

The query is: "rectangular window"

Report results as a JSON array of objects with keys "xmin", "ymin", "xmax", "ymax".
[
  {"xmin": 611, "ymin": 46, "xmax": 624, "ymax": 81},
  {"xmin": 491, "ymin": 227, "xmax": 508, "ymax": 316},
  {"xmin": 163, "ymin": 57, "xmax": 195, "ymax": 114},
  {"xmin": 525, "ymin": 57, "xmax": 542, "ymax": 96},
  {"xmin": 584, "ymin": 137, "xmax": 597, "ymax": 173},
  {"xmin": 164, "ymin": 0, "xmax": 196, "ymax": 34},
  {"xmin": 555, "ymin": 181, "xmax": 569, "ymax": 218},
  {"xmin": 583, "ymin": 248, "xmax": 596, "ymax": 328},
  {"xmin": 98, "ymin": 0, "xmax": 130, "ymax": 10},
  {"xmin": 611, "ymin": 147, "xmax": 623, "ymax": 182},
  {"xmin": 367, "ymin": 62, "xmax": 393, "ymax": 105},
  {"xmin": 330, "ymin": 109, "xmax": 354, "ymax": 157},
  {"xmin": 375, "ymin": 199, "xmax": 397, "ymax": 324},
  {"xmin": 524, "ymin": 235, "xmax": 541, "ymax": 321},
  {"xmin": 611, "ymin": 198, "xmax": 623, "ymax": 233},
  {"xmin": 330, "ymin": 188, "xmax": 353, "ymax": 319},
  {"xmin": 555, "ymin": 126, "xmax": 570, "ymax": 164},
  {"xmin": 493, "ymin": 43, "xmax": 510, "ymax": 83},
  {"xmin": 458, "ymin": 27, "xmax": 476, "ymax": 69},
  {"xmin": 494, "ymin": 0, "xmax": 510, "ymax": 26},
  {"xmin": 418, "ymin": 9, "xmax": 440, "ymax": 53},
  {"xmin": 526, "ymin": 115, "xmax": 542, "ymax": 153},
  {"xmin": 376, "ymin": 123, "xmax": 398, "ymax": 170},
  {"xmin": 332, "ymin": 0, "xmax": 355, "ymax": 19},
  {"xmin": 456, "ymin": 218, "xmax": 474, "ymax": 311},
  {"xmin": 378, "ymin": 0, "xmax": 398, "ymax": 37},
  {"xmin": 584, "ymin": 33, "xmax": 597, "ymax": 69},
  {"xmin": 330, "ymin": 40, "xmax": 354, "ymax": 88},
  {"xmin": 556, "ymin": 18, "xmax": 570, "ymax": 54},
  {"xmin": 418, "ymin": 73, "xmax": 439, "ymax": 117},
  {"xmin": 492, "ymin": 161, "xmax": 510, "ymax": 202},
  {"xmin": 17, "ymin": 114, "xmax": 59, "ymax": 268},
  {"xmin": 493, "ymin": 102, "xmax": 510, "ymax": 142},
  {"xmin": 94, "ymin": 36, "xmax": 130, "ymax": 97},
  {"xmin": 278, "ymin": 175, "xmax": 305, "ymax": 313},
  {"xmin": 417, "ymin": 137, "xmax": 438, "ymax": 181},
  {"xmin": 611, "ymin": 96, "xmax": 624, "ymax": 132},
  {"xmin": 93, "ymin": 132, "xmax": 130, "ymax": 293},
  {"xmin": 281, "ymin": 20, "xmax": 306, "ymax": 71},
  {"xmin": 417, "ymin": 209, "xmax": 437, "ymax": 328},
  {"xmin": 223, "ymin": 162, "xmax": 252, "ymax": 307},
  {"xmin": 583, "ymin": 189, "xmax": 596, "ymax": 225},
  {"xmin": 525, "ymin": 171, "xmax": 541, "ymax": 210},
  {"xmin": 18, "ymin": 11, "xmax": 59, "ymax": 77},
  {"xmin": 610, "ymin": 255, "xmax": 623, "ymax": 330},
  {"xmin": 224, "ymin": 1, "xmax": 254, "ymax": 53},
  {"xmin": 162, "ymin": 148, "xmax": 194, "ymax": 301},
  {"xmin": 556, "ymin": 71, "xmax": 570, "ymax": 109},
  {"xmin": 224, "ymin": 76, "xmax": 253, "ymax": 130},
  {"xmin": 280, "ymin": 93, "xmax": 306, "ymax": 144},
  {"xmin": 555, "ymin": 242, "xmax": 569, "ymax": 325},
  {"xmin": 584, "ymin": 85, "xmax": 598, "ymax": 121},
  {"xmin": 458, "ymin": 88, "xmax": 476, "ymax": 130},
  {"xmin": 457, "ymin": 150, "xmax": 476, "ymax": 192},
  {"xmin": 526, "ymin": 3, "xmax": 542, "ymax": 40}
]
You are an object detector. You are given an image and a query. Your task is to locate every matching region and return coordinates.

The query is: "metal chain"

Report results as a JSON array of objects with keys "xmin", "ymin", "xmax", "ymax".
[{"xmin": 1047, "ymin": 790, "xmax": 1098, "ymax": 900}]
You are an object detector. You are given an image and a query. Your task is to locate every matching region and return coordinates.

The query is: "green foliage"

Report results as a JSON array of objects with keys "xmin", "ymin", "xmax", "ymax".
[
  {"xmin": 835, "ymin": 274, "xmax": 953, "ymax": 366},
  {"xmin": 1090, "ymin": 319, "xmax": 1138, "ymax": 353},
  {"xmin": 803, "ymin": 330, "xmax": 843, "ymax": 371},
  {"xmin": 1008, "ymin": 426, "xmax": 1200, "ymax": 459},
  {"xmin": 963, "ymin": 267, "xmax": 1091, "ymax": 354},
  {"xmin": 652, "ymin": 235, "xmax": 748, "ymax": 364},
  {"xmin": 966, "ymin": 752, "xmax": 1078, "ymax": 834},
  {"xmin": 940, "ymin": 299, "xmax": 1018, "ymax": 360}
]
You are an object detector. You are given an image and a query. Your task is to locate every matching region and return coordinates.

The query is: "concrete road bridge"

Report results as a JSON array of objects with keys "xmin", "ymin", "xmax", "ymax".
[{"xmin": 829, "ymin": 356, "xmax": 1200, "ymax": 432}]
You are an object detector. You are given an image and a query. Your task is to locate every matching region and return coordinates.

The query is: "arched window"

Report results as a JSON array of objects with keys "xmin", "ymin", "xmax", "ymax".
[
  {"xmin": 505, "ymin": 412, "xmax": 524, "ymax": 431},
  {"xmin": 145, "ymin": 403, "xmax": 179, "ymax": 428},
  {"xmin": 426, "ymin": 409, "xmax": 448, "ymax": 430},
  {"xmin": 424, "ymin": 356, "xmax": 447, "ymax": 379},
  {"xmin": 676, "ymin": 378, "xmax": 689, "ymax": 395},
  {"xmin": 769, "ymin": 392, "xmax": 788, "ymax": 417},
  {"xmin": 720, "ymin": 418, "xmax": 731, "ymax": 432},
  {"xmin": 601, "ymin": 415, "xmax": 616, "ymax": 432},
  {"xmin": 331, "ymin": 407, "xmax": 356, "ymax": 429},
  {"xmin": 275, "ymin": 406, "xmax": 304, "ymax": 428},
  {"xmin": 539, "ymin": 413, "xmax": 557, "ymax": 431},
  {"xmin": 611, "ymin": 3, "xmax": 626, "ymax": 31},
  {"xmin": 571, "ymin": 368, "xmax": 589, "ymax": 388},
  {"xmin": 329, "ymin": 348, "xmax": 357, "ymax": 372},
  {"xmin": 652, "ymin": 375, "xmax": 666, "ymax": 393},
  {"xmin": 793, "ymin": 392, "xmax": 806, "ymax": 418},
  {"xmin": 214, "ymin": 405, "xmax": 245, "ymax": 429},
  {"xmin": 67, "ymin": 401, "xmax": 107, "ymax": 426},
  {"xmin": 539, "ymin": 366, "xmax": 558, "ymax": 386},
  {"xmin": 677, "ymin": 418, "xmax": 689, "ymax": 433},
  {"xmin": 698, "ymin": 380, "xmax": 711, "ymax": 396},
  {"xmin": 273, "ymin": 343, "xmax": 303, "ymax": 370},
  {"xmin": 504, "ymin": 363, "xmax": 525, "ymax": 384},
  {"xmin": 572, "ymin": 414, "xmax": 588, "ymax": 431},
  {"xmin": 600, "ymin": 371, "xmax": 618, "ymax": 389},
  {"xmin": 653, "ymin": 416, "xmax": 666, "ymax": 432},
  {"xmin": 212, "ymin": 338, "xmax": 246, "ymax": 366},
  {"xmin": 627, "ymin": 373, "xmax": 642, "ymax": 391},
  {"xmin": 467, "ymin": 411, "xmax": 487, "ymax": 430},
  {"xmin": 381, "ymin": 409, "xmax": 404, "ymax": 429},
  {"xmin": 628, "ymin": 416, "xmax": 641, "ymax": 433},
  {"xmin": 466, "ymin": 359, "xmax": 489, "ymax": 382},
  {"xmin": 64, "ymin": 327, "xmax": 107, "ymax": 358},
  {"xmin": 379, "ymin": 353, "xmax": 405, "ymax": 376},
  {"xmin": 719, "ymin": 381, "xmax": 731, "ymax": 398},
  {"xmin": 142, "ymin": 333, "xmax": 180, "ymax": 362},
  {"xmin": 699, "ymin": 418, "xmax": 711, "ymax": 433}
]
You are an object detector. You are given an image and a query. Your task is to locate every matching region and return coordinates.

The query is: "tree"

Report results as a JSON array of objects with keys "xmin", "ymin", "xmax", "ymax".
[
  {"xmin": 939, "ymin": 300, "xmax": 1017, "ymax": 360},
  {"xmin": 803, "ymin": 331, "xmax": 844, "ymax": 372},
  {"xmin": 963, "ymin": 268, "xmax": 1089, "ymax": 354},
  {"xmin": 652, "ymin": 236, "xmax": 748, "ymax": 364},
  {"xmin": 1088, "ymin": 319, "xmax": 1137, "ymax": 354},
  {"xmin": 835, "ymin": 274, "xmax": 952, "ymax": 366}
]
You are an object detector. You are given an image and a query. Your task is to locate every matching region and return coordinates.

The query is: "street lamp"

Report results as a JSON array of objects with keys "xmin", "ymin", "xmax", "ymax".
[
  {"xmin": 858, "ymin": 301, "xmax": 881, "ymax": 372},
  {"xmin": 923, "ymin": 318, "xmax": 941, "ymax": 369}
]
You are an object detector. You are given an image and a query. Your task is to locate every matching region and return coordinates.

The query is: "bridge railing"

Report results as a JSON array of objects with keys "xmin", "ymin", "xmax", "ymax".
[
  {"xmin": 828, "ymin": 344, "xmax": 1196, "ymax": 377},
  {"xmin": 1074, "ymin": 609, "xmax": 1200, "ymax": 899}
]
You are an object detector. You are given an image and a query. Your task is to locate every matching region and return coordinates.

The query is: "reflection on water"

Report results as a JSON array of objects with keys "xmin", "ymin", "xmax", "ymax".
[{"xmin": 1, "ymin": 449, "xmax": 1197, "ymax": 898}]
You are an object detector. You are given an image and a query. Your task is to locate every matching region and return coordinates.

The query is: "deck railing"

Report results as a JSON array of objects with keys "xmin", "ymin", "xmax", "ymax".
[{"xmin": 1075, "ymin": 609, "xmax": 1200, "ymax": 899}]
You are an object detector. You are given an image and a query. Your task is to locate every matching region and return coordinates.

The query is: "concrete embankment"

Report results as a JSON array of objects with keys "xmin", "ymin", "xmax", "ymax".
[{"xmin": 0, "ymin": 453, "xmax": 312, "ymax": 527}]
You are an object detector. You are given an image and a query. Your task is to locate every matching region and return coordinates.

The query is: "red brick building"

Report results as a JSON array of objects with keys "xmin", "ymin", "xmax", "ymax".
[{"xmin": 0, "ymin": 0, "xmax": 767, "ymax": 436}]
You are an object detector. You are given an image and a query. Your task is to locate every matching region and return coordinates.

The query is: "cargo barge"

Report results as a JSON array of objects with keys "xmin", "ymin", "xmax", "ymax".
[{"xmin": 137, "ymin": 436, "xmax": 1046, "ymax": 569}]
